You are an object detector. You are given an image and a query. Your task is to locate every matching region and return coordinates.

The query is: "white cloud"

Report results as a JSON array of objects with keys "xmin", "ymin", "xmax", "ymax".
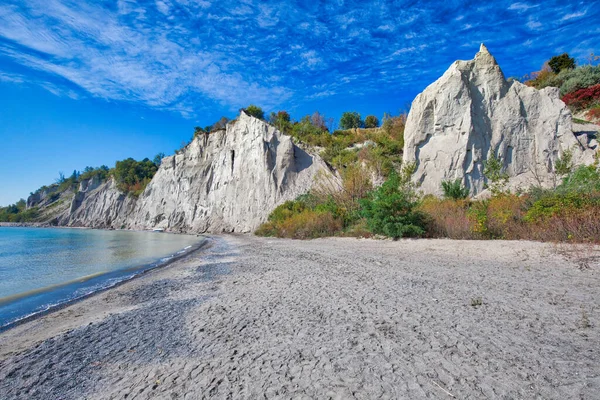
[
  {"xmin": 561, "ymin": 11, "xmax": 587, "ymax": 21},
  {"xmin": 526, "ymin": 19, "xmax": 542, "ymax": 30},
  {"xmin": 0, "ymin": 0, "xmax": 292, "ymax": 113},
  {"xmin": 508, "ymin": 3, "xmax": 539, "ymax": 12}
]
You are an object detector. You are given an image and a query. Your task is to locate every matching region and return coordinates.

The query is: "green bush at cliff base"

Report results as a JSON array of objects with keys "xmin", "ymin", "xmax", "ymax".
[{"xmin": 359, "ymin": 171, "xmax": 426, "ymax": 238}]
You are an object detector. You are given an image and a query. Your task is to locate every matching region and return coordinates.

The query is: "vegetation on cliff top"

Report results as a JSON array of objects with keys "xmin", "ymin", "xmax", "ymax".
[{"xmin": 524, "ymin": 52, "xmax": 600, "ymax": 122}]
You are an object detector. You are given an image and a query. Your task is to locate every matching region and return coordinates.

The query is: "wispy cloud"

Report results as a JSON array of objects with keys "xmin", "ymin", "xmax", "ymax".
[
  {"xmin": 561, "ymin": 10, "xmax": 587, "ymax": 21},
  {"xmin": 526, "ymin": 18, "xmax": 543, "ymax": 30},
  {"xmin": 0, "ymin": 0, "xmax": 599, "ymax": 117},
  {"xmin": 508, "ymin": 3, "xmax": 539, "ymax": 12}
]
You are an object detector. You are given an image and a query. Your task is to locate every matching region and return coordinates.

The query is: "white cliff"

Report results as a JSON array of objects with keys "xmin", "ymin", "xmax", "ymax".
[
  {"xmin": 62, "ymin": 111, "xmax": 331, "ymax": 233},
  {"xmin": 403, "ymin": 44, "xmax": 596, "ymax": 196}
]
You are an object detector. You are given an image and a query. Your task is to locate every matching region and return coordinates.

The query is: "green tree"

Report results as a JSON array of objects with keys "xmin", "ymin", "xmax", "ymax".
[
  {"xmin": 112, "ymin": 158, "xmax": 159, "ymax": 195},
  {"xmin": 56, "ymin": 172, "xmax": 66, "ymax": 184},
  {"xmin": 244, "ymin": 105, "xmax": 264, "ymax": 120},
  {"xmin": 548, "ymin": 53, "xmax": 576, "ymax": 74},
  {"xmin": 441, "ymin": 179, "xmax": 469, "ymax": 200},
  {"xmin": 364, "ymin": 115, "xmax": 379, "ymax": 128},
  {"xmin": 483, "ymin": 154, "xmax": 509, "ymax": 196},
  {"xmin": 360, "ymin": 165, "xmax": 425, "ymax": 238},
  {"xmin": 153, "ymin": 153, "xmax": 166, "ymax": 166},
  {"xmin": 269, "ymin": 111, "xmax": 291, "ymax": 132},
  {"xmin": 339, "ymin": 111, "xmax": 363, "ymax": 130},
  {"xmin": 554, "ymin": 148, "xmax": 574, "ymax": 178}
]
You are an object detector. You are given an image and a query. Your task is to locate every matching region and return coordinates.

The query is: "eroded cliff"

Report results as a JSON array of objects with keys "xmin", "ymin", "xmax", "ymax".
[
  {"xmin": 403, "ymin": 44, "xmax": 596, "ymax": 196},
  {"xmin": 56, "ymin": 112, "xmax": 331, "ymax": 232}
]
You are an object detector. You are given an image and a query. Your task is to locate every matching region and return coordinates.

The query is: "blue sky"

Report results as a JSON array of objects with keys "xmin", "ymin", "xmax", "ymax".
[{"xmin": 0, "ymin": 0, "xmax": 599, "ymax": 205}]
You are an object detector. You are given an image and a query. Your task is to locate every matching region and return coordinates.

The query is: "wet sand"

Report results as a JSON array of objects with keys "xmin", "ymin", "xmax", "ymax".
[{"xmin": 1, "ymin": 235, "xmax": 599, "ymax": 399}]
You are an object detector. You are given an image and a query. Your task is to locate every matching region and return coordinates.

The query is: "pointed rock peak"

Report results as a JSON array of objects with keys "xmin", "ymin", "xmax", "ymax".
[{"xmin": 474, "ymin": 43, "xmax": 498, "ymax": 66}]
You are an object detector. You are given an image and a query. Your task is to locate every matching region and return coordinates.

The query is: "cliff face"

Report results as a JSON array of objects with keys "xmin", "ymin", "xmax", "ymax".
[
  {"xmin": 56, "ymin": 112, "xmax": 331, "ymax": 233},
  {"xmin": 403, "ymin": 44, "xmax": 596, "ymax": 196}
]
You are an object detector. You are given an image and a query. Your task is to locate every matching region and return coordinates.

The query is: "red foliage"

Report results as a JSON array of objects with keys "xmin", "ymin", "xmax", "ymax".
[{"xmin": 562, "ymin": 84, "xmax": 600, "ymax": 109}]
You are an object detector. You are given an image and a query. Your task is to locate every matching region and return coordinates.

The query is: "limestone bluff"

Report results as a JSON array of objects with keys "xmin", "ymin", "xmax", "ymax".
[
  {"xmin": 26, "ymin": 44, "xmax": 598, "ymax": 231},
  {"xmin": 51, "ymin": 111, "xmax": 331, "ymax": 233},
  {"xmin": 403, "ymin": 44, "xmax": 596, "ymax": 196}
]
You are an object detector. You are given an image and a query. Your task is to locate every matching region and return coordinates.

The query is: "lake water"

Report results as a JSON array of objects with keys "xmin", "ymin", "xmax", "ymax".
[{"xmin": 0, "ymin": 227, "xmax": 203, "ymax": 329}]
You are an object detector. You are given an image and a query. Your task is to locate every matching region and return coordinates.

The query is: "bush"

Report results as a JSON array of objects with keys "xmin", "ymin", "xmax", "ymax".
[
  {"xmin": 0, "ymin": 199, "xmax": 39, "ymax": 223},
  {"xmin": 559, "ymin": 65, "xmax": 600, "ymax": 96},
  {"xmin": 525, "ymin": 64, "xmax": 600, "ymax": 97},
  {"xmin": 278, "ymin": 210, "xmax": 343, "ymax": 239},
  {"xmin": 485, "ymin": 194, "xmax": 527, "ymax": 239},
  {"xmin": 340, "ymin": 111, "xmax": 363, "ymax": 130},
  {"xmin": 419, "ymin": 197, "xmax": 477, "ymax": 239},
  {"xmin": 255, "ymin": 198, "xmax": 343, "ymax": 239},
  {"xmin": 360, "ymin": 171, "xmax": 425, "ymax": 238},
  {"xmin": 243, "ymin": 105, "xmax": 264, "ymax": 120},
  {"xmin": 79, "ymin": 165, "xmax": 110, "ymax": 181},
  {"xmin": 364, "ymin": 115, "xmax": 379, "ymax": 128},
  {"xmin": 483, "ymin": 154, "xmax": 509, "ymax": 195},
  {"xmin": 524, "ymin": 64, "xmax": 557, "ymax": 89},
  {"xmin": 561, "ymin": 84, "xmax": 600, "ymax": 110},
  {"xmin": 441, "ymin": 179, "xmax": 469, "ymax": 200},
  {"xmin": 112, "ymin": 158, "xmax": 158, "ymax": 196},
  {"xmin": 269, "ymin": 111, "xmax": 292, "ymax": 133},
  {"xmin": 558, "ymin": 165, "xmax": 600, "ymax": 194}
]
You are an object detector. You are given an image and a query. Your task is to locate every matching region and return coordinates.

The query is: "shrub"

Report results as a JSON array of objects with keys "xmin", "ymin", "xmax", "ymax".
[
  {"xmin": 269, "ymin": 111, "xmax": 292, "ymax": 133},
  {"xmin": 548, "ymin": 53, "xmax": 576, "ymax": 74},
  {"xmin": 256, "ymin": 201, "xmax": 343, "ymax": 239},
  {"xmin": 441, "ymin": 179, "xmax": 469, "ymax": 200},
  {"xmin": 79, "ymin": 165, "xmax": 110, "ymax": 182},
  {"xmin": 340, "ymin": 111, "xmax": 363, "ymax": 130},
  {"xmin": 112, "ymin": 158, "xmax": 158, "ymax": 196},
  {"xmin": 364, "ymin": 115, "xmax": 379, "ymax": 128},
  {"xmin": 558, "ymin": 165, "xmax": 600, "ymax": 194},
  {"xmin": 483, "ymin": 154, "xmax": 509, "ymax": 195},
  {"xmin": 486, "ymin": 194, "xmax": 527, "ymax": 239},
  {"xmin": 292, "ymin": 115, "xmax": 326, "ymax": 138},
  {"xmin": 360, "ymin": 171, "xmax": 425, "ymax": 238},
  {"xmin": 524, "ymin": 65, "xmax": 557, "ymax": 89},
  {"xmin": 559, "ymin": 65, "xmax": 600, "ymax": 96},
  {"xmin": 243, "ymin": 105, "xmax": 264, "ymax": 120},
  {"xmin": 419, "ymin": 197, "xmax": 477, "ymax": 239},
  {"xmin": 525, "ymin": 64, "xmax": 600, "ymax": 96},
  {"xmin": 554, "ymin": 148, "xmax": 574, "ymax": 178},
  {"xmin": 0, "ymin": 200, "xmax": 39, "ymax": 223},
  {"xmin": 561, "ymin": 84, "xmax": 600, "ymax": 110},
  {"xmin": 276, "ymin": 210, "xmax": 343, "ymax": 239}
]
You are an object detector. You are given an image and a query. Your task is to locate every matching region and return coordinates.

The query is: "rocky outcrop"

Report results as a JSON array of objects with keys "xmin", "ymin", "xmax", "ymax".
[
  {"xmin": 69, "ymin": 175, "xmax": 103, "ymax": 214},
  {"xmin": 26, "ymin": 185, "xmax": 61, "ymax": 209},
  {"xmin": 403, "ymin": 44, "xmax": 597, "ymax": 196},
  {"xmin": 59, "ymin": 112, "xmax": 331, "ymax": 233}
]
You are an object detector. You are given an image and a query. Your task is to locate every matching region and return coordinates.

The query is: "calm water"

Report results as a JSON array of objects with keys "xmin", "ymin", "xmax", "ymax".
[{"xmin": 0, "ymin": 227, "xmax": 203, "ymax": 328}]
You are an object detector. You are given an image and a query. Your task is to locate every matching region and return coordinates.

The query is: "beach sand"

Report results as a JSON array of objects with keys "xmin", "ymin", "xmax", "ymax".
[{"xmin": 1, "ymin": 235, "xmax": 599, "ymax": 399}]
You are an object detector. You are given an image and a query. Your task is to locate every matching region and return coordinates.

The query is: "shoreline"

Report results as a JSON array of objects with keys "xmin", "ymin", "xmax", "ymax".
[
  {"xmin": 0, "ymin": 236, "xmax": 209, "ymax": 333},
  {"xmin": 1, "ymin": 235, "xmax": 599, "ymax": 399}
]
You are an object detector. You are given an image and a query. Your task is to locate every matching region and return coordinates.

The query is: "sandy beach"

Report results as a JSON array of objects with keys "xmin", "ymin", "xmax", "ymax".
[{"xmin": 1, "ymin": 235, "xmax": 599, "ymax": 399}]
